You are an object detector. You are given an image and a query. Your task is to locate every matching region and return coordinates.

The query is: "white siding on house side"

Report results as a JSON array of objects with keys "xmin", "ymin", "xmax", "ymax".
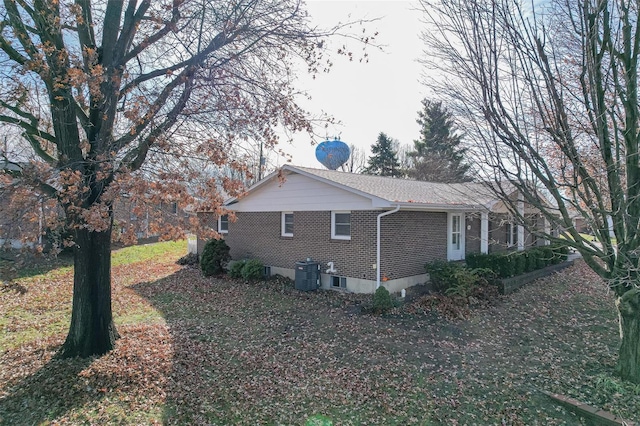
[{"xmin": 230, "ymin": 173, "xmax": 375, "ymax": 212}]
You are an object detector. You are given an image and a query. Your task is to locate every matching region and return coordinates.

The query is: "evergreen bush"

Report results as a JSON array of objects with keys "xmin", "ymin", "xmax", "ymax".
[
  {"xmin": 444, "ymin": 268, "xmax": 481, "ymax": 298},
  {"xmin": 425, "ymin": 261, "xmax": 500, "ymax": 299},
  {"xmin": 512, "ymin": 252, "xmax": 526, "ymax": 275},
  {"xmin": 373, "ymin": 286, "xmax": 394, "ymax": 314},
  {"xmin": 425, "ymin": 260, "xmax": 464, "ymax": 292},
  {"xmin": 539, "ymin": 246, "xmax": 554, "ymax": 266},
  {"xmin": 464, "ymin": 243, "xmax": 570, "ymax": 278},
  {"xmin": 228, "ymin": 260, "xmax": 246, "ymax": 278},
  {"xmin": 497, "ymin": 254, "xmax": 515, "ymax": 278},
  {"xmin": 241, "ymin": 259, "xmax": 265, "ymax": 281},
  {"xmin": 200, "ymin": 238, "xmax": 231, "ymax": 277},
  {"xmin": 177, "ymin": 252, "xmax": 199, "ymax": 265},
  {"xmin": 551, "ymin": 243, "xmax": 570, "ymax": 263}
]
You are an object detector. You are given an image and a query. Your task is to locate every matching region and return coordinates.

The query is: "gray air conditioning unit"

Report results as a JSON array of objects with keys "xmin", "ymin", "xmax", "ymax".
[{"xmin": 295, "ymin": 259, "xmax": 320, "ymax": 291}]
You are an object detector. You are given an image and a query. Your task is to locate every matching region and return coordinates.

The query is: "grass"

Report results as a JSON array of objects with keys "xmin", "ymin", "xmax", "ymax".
[
  {"xmin": 1, "ymin": 241, "xmax": 638, "ymax": 425},
  {"xmin": 111, "ymin": 240, "xmax": 186, "ymax": 267},
  {"xmin": 573, "ymin": 232, "xmax": 618, "ymax": 246}
]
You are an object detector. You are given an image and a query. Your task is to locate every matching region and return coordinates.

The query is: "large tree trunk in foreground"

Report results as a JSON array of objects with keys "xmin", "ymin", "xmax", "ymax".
[
  {"xmin": 59, "ymin": 227, "xmax": 118, "ymax": 358},
  {"xmin": 616, "ymin": 288, "xmax": 640, "ymax": 384}
]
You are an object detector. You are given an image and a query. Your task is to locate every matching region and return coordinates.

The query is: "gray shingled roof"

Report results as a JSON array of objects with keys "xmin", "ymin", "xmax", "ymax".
[{"xmin": 287, "ymin": 166, "xmax": 498, "ymax": 208}]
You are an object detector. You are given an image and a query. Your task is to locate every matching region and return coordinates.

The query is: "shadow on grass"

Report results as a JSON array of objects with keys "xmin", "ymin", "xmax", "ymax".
[
  {"xmin": 128, "ymin": 269, "xmax": 357, "ymax": 424},
  {"xmin": 0, "ymin": 352, "xmax": 94, "ymax": 425},
  {"xmin": 0, "ymin": 250, "xmax": 73, "ymax": 280}
]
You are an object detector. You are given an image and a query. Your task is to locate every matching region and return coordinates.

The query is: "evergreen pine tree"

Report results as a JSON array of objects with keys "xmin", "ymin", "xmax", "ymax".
[
  {"xmin": 409, "ymin": 99, "xmax": 471, "ymax": 182},
  {"xmin": 364, "ymin": 132, "xmax": 402, "ymax": 177}
]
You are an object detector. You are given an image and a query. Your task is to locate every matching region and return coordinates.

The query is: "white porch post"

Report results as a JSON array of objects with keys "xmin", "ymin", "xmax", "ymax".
[
  {"xmin": 517, "ymin": 197, "xmax": 525, "ymax": 251},
  {"xmin": 480, "ymin": 211, "xmax": 489, "ymax": 254},
  {"xmin": 544, "ymin": 217, "xmax": 551, "ymax": 245}
]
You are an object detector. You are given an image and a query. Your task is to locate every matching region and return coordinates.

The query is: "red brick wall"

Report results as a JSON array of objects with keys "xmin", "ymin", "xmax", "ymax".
[
  {"xmin": 379, "ymin": 211, "xmax": 447, "ymax": 281},
  {"xmin": 225, "ymin": 211, "xmax": 377, "ymax": 280},
  {"xmin": 225, "ymin": 210, "xmax": 449, "ymax": 280}
]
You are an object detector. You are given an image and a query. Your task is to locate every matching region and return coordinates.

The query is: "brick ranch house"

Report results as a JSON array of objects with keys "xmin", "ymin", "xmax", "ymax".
[{"xmin": 198, "ymin": 165, "xmax": 552, "ymax": 294}]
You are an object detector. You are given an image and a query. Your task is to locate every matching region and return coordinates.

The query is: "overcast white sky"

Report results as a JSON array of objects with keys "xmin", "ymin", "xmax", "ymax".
[{"xmin": 275, "ymin": 1, "xmax": 429, "ymax": 168}]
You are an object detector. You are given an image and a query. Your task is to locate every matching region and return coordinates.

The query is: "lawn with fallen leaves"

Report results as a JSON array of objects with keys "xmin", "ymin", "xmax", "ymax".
[{"xmin": 1, "ymin": 241, "xmax": 638, "ymax": 425}]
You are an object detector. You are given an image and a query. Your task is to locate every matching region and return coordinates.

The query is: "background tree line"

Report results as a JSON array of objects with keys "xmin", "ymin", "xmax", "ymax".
[{"xmin": 362, "ymin": 98, "xmax": 471, "ymax": 183}]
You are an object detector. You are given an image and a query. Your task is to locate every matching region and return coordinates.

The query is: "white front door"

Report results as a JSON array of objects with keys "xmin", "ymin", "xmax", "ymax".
[{"xmin": 448, "ymin": 213, "xmax": 466, "ymax": 261}]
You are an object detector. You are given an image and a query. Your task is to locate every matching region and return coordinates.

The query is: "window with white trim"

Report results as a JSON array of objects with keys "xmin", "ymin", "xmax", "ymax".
[
  {"xmin": 331, "ymin": 211, "xmax": 351, "ymax": 240},
  {"xmin": 451, "ymin": 214, "xmax": 461, "ymax": 250},
  {"xmin": 218, "ymin": 214, "xmax": 229, "ymax": 234},
  {"xmin": 281, "ymin": 212, "xmax": 294, "ymax": 237}
]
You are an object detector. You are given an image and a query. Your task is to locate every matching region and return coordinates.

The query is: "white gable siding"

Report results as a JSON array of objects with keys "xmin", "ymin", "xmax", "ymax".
[{"xmin": 230, "ymin": 173, "xmax": 375, "ymax": 212}]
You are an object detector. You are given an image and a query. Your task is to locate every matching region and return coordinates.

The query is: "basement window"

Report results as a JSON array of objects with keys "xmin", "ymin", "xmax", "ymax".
[{"xmin": 331, "ymin": 276, "xmax": 347, "ymax": 289}]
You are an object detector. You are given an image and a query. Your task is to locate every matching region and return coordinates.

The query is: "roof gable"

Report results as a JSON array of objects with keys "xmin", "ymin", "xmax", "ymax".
[
  {"xmin": 227, "ymin": 165, "xmax": 500, "ymax": 212},
  {"xmin": 285, "ymin": 166, "xmax": 497, "ymax": 209},
  {"xmin": 227, "ymin": 170, "xmax": 379, "ymax": 212}
]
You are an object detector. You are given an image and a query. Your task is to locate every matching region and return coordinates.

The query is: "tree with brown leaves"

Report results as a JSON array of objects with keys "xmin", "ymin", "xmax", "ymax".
[{"xmin": 0, "ymin": 0, "xmax": 370, "ymax": 358}]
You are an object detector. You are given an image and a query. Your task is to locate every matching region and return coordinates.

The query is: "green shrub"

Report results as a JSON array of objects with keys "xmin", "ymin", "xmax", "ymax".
[
  {"xmin": 426, "ymin": 260, "xmax": 502, "ymax": 300},
  {"xmin": 512, "ymin": 252, "xmax": 526, "ymax": 275},
  {"xmin": 497, "ymin": 254, "xmax": 515, "ymax": 278},
  {"xmin": 425, "ymin": 260, "xmax": 464, "ymax": 292},
  {"xmin": 176, "ymin": 252, "xmax": 199, "ymax": 266},
  {"xmin": 444, "ymin": 268, "xmax": 481, "ymax": 298},
  {"xmin": 241, "ymin": 258, "xmax": 265, "ymax": 281},
  {"xmin": 467, "ymin": 244, "xmax": 571, "ymax": 279},
  {"xmin": 539, "ymin": 246, "xmax": 554, "ymax": 266},
  {"xmin": 521, "ymin": 250, "xmax": 532, "ymax": 273},
  {"xmin": 466, "ymin": 252, "xmax": 490, "ymax": 270},
  {"xmin": 228, "ymin": 260, "xmax": 246, "ymax": 278},
  {"xmin": 465, "ymin": 252, "xmax": 480, "ymax": 269},
  {"xmin": 200, "ymin": 238, "xmax": 231, "ymax": 277},
  {"xmin": 474, "ymin": 268, "xmax": 500, "ymax": 286},
  {"xmin": 550, "ymin": 243, "xmax": 570, "ymax": 263},
  {"xmin": 373, "ymin": 286, "xmax": 394, "ymax": 314}
]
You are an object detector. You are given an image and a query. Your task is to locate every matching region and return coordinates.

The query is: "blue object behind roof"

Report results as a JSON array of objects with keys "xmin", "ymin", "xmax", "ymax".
[{"xmin": 315, "ymin": 139, "xmax": 350, "ymax": 170}]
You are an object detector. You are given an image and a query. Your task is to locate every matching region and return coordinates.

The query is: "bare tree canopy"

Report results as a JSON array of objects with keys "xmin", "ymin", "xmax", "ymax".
[
  {"xmin": 0, "ymin": 0, "xmax": 371, "ymax": 357},
  {"xmin": 343, "ymin": 143, "xmax": 367, "ymax": 173},
  {"xmin": 421, "ymin": 0, "xmax": 640, "ymax": 382}
]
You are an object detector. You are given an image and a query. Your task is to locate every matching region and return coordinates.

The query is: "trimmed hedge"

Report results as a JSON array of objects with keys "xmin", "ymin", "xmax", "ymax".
[{"xmin": 465, "ymin": 244, "xmax": 570, "ymax": 278}]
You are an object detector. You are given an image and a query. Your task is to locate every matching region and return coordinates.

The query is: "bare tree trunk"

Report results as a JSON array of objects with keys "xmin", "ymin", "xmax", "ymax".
[
  {"xmin": 617, "ymin": 288, "xmax": 640, "ymax": 383},
  {"xmin": 59, "ymin": 226, "xmax": 118, "ymax": 358}
]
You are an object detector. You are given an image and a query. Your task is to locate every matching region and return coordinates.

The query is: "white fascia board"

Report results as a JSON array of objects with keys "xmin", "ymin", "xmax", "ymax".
[{"xmin": 394, "ymin": 202, "xmax": 484, "ymax": 212}]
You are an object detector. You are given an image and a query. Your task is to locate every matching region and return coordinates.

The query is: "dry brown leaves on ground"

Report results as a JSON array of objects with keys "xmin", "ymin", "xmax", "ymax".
[{"xmin": 1, "ymin": 255, "xmax": 638, "ymax": 425}]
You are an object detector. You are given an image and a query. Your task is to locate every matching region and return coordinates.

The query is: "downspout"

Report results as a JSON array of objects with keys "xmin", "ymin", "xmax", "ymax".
[{"xmin": 376, "ymin": 205, "xmax": 401, "ymax": 289}]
